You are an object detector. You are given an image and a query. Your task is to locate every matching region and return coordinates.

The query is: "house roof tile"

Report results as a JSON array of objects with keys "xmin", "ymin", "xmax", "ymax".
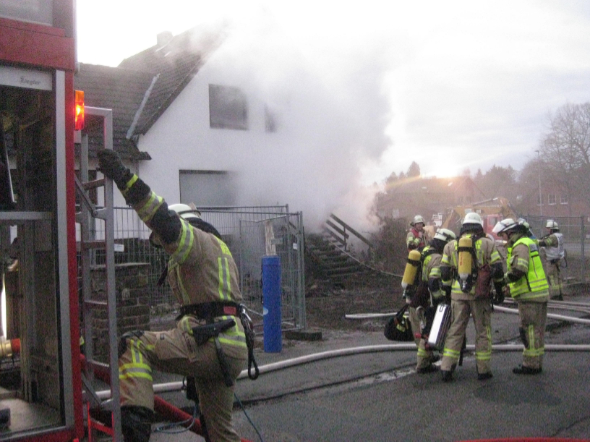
[{"xmin": 74, "ymin": 26, "xmax": 223, "ymax": 160}]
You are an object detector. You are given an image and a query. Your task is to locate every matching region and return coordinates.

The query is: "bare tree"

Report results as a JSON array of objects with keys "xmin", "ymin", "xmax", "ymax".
[{"xmin": 539, "ymin": 102, "xmax": 590, "ymax": 210}]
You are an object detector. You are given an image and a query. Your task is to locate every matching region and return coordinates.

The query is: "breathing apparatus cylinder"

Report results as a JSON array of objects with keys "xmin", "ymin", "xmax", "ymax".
[
  {"xmin": 458, "ymin": 236, "xmax": 473, "ymax": 292},
  {"xmin": 401, "ymin": 249, "xmax": 421, "ymax": 289}
]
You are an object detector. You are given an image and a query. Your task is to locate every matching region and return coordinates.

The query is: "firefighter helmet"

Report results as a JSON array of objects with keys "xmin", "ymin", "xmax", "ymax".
[
  {"xmin": 462, "ymin": 212, "xmax": 483, "ymax": 227},
  {"xmin": 410, "ymin": 215, "xmax": 426, "ymax": 226},
  {"xmin": 169, "ymin": 203, "xmax": 201, "ymax": 220},
  {"xmin": 492, "ymin": 218, "xmax": 519, "ymax": 234},
  {"xmin": 434, "ymin": 228, "xmax": 456, "ymax": 242},
  {"xmin": 546, "ymin": 219, "xmax": 559, "ymax": 230}
]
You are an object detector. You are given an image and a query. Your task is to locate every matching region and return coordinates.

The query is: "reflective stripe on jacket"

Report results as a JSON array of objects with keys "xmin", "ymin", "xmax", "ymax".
[{"xmin": 507, "ymin": 237, "xmax": 549, "ymax": 301}]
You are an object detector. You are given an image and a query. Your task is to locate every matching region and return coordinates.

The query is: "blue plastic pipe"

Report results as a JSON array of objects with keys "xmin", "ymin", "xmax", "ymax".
[{"xmin": 262, "ymin": 255, "xmax": 282, "ymax": 352}]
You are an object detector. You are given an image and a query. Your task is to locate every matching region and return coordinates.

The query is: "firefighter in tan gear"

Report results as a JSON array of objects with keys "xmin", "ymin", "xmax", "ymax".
[
  {"xmin": 493, "ymin": 218, "xmax": 549, "ymax": 375},
  {"xmin": 439, "ymin": 213, "xmax": 505, "ymax": 382},
  {"xmin": 539, "ymin": 219, "xmax": 565, "ymax": 300},
  {"xmin": 98, "ymin": 150, "xmax": 248, "ymax": 442},
  {"xmin": 414, "ymin": 228, "xmax": 456, "ymax": 374},
  {"xmin": 404, "ymin": 215, "xmax": 429, "ymax": 352},
  {"xmin": 406, "ymin": 215, "xmax": 427, "ymax": 251}
]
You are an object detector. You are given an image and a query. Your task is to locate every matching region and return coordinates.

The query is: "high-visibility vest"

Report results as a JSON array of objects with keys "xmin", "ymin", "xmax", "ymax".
[
  {"xmin": 545, "ymin": 232, "xmax": 565, "ymax": 261},
  {"xmin": 507, "ymin": 237, "xmax": 549, "ymax": 300}
]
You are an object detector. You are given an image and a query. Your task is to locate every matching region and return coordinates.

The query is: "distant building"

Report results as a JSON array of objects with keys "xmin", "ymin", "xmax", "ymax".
[{"xmin": 375, "ymin": 176, "xmax": 487, "ymax": 224}]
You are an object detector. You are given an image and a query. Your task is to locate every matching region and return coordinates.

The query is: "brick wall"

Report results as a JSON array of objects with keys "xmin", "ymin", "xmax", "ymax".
[{"xmin": 89, "ymin": 262, "xmax": 151, "ymax": 363}]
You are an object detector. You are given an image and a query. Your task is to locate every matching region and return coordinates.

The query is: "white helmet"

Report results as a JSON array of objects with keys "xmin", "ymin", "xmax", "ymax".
[
  {"xmin": 546, "ymin": 220, "xmax": 559, "ymax": 230},
  {"xmin": 410, "ymin": 215, "xmax": 425, "ymax": 226},
  {"xmin": 169, "ymin": 203, "xmax": 201, "ymax": 220},
  {"xmin": 517, "ymin": 218, "xmax": 530, "ymax": 230},
  {"xmin": 434, "ymin": 228, "xmax": 456, "ymax": 242},
  {"xmin": 492, "ymin": 218, "xmax": 518, "ymax": 234},
  {"xmin": 462, "ymin": 212, "xmax": 483, "ymax": 227}
]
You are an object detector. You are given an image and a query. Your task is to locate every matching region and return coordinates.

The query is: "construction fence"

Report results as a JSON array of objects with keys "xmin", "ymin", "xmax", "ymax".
[
  {"xmin": 78, "ymin": 205, "xmax": 306, "ymax": 333},
  {"xmin": 522, "ymin": 214, "xmax": 588, "ymax": 284}
]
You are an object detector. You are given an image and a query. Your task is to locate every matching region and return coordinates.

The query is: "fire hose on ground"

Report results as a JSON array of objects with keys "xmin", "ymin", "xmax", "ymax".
[{"xmin": 92, "ymin": 305, "xmax": 590, "ymax": 407}]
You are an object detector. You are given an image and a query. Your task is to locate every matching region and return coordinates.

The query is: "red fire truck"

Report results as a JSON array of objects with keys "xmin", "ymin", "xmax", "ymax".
[
  {"xmin": 0, "ymin": 4, "xmax": 252, "ymax": 441},
  {"xmin": 0, "ymin": 1, "xmax": 86, "ymax": 441}
]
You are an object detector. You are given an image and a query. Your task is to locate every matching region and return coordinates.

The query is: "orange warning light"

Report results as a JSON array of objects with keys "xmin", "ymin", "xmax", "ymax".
[{"xmin": 75, "ymin": 90, "xmax": 84, "ymax": 131}]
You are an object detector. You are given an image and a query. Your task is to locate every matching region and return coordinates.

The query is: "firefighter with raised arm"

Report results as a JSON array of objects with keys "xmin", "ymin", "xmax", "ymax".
[
  {"xmin": 439, "ymin": 213, "xmax": 505, "ymax": 382},
  {"xmin": 493, "ymin": 218, "xmax": 549, "ymax": 375},
  {"xmin": 539, "ymin": 219, "xmax": 565, "ymax": 300},
  {"xmin": 97, "ymin": 150, "xmax": 249, "ymax": 442},
  {"xmin": 414, "ymin": 228, "xmax": 456, "ymax": 374}
]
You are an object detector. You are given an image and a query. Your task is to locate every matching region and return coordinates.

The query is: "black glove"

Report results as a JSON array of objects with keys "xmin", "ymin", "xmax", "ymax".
[
  {"xmin": 443, "ymin": 285, "xmax": 451, "ymax": 304},
  {"xmin": 492, "ymin": 282, "xmax": 505, "ymax": 305},
  {"xmin": 97, "ymin": 150, "xmax": 130, "ymax": 188}
]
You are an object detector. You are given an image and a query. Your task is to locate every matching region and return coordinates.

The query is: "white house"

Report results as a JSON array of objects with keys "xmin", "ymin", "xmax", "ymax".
[{"xmin": 76, "ymin": 26, "xmax": 285, "ymax": 212}]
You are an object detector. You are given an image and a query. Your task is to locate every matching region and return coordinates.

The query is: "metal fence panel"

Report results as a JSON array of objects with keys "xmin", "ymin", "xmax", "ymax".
[
  {"xmin": 522, "ymin": 214, "xmax": 587, "ymax": 283},
  {"xmin": 78, "ymin": 206, "xmax": 306, "ymax": 332}
]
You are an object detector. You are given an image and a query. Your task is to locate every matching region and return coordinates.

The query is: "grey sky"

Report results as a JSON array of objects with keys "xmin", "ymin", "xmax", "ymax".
[{"xmin": 77, "ymin": 1, "xmax": 590, "ymax": 225}]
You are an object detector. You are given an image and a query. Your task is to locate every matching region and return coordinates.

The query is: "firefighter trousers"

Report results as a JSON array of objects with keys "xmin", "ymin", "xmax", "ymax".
[
  {"xmin": 118, "ymin": 324, "xmax": 247, "ymax": 442},
  {"xmin": 410, "ymin": 306, "xmax": 437, "ymax": 369},
  {"xmin": 546, "ymin": 261, "xmax": 563, "ymax": 298},
  {"xmin": 517, "ymin": 301, "xmax": 547, "ymax": 370},
  {"xmin": 441, "ymin": 297, "xmax": 492, "ymax": 375}
]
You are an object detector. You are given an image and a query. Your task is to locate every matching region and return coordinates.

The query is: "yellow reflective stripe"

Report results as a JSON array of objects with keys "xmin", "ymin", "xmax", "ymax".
[
  {"xmin": 443, "ymin": 348, "xmax": 461, "ymax": 359},
  {"xmin": 124, "ymin": 174, "xmax": 138, "ymax": 191},
  {"xmin": 417, "ymin": 348, "xmax": 430, "ymax": 357},
  {"xmin": 175, "ymin": 265, "xmax": 191, "ymax": 305},
  {"xmin": 170, "ymin": 219, "xmax": 194, "ymax": 266},
  {"xmin": 217, "ymin": 256, "xmax": 231, "ymax": 301},
  {"xmin": 119, "ymin": 365, "xmax": 153, "ymax": 381},
  {"xmin": 216, "ymin": 237, "xmax": 233, "ymax": 257},
  {"xmin": 475, "ymin": 351, "xmax": 491, "ymax": 361},
  {"xmin": 136, "ymin": 191, "xmax": 164, "ymax": 222},
  {"xmin": 219, "ymin": 336, "xmax": 247, "ymax": 348},
  {"xmin": 179, "ymin": 316, "xmax": 193, "ymax": 334}
]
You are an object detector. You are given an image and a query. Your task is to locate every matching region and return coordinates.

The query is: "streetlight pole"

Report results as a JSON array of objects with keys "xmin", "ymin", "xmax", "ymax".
[{"xmin": 536, "ymin": 150, "xmax": 542, "ymax": 216}]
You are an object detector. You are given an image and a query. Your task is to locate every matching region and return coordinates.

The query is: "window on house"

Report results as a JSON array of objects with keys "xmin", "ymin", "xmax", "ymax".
[
  {"xmin": 179, "ymin": 170, "xmax": 236, "ymax": 207},
  {"xmin": 560, "ymin": 194, "xmax": 568, "ymax": 205},
  {"xmin": 548, "ymin": 194, "xmax": 556, "ymax": 205},
  {"xmin": 209, "ymin": 84, "xmax": 248, "ymax": 130},
  {"xmin": 537, "ymin": 194, "xmax": 543, "ymax": 206}
]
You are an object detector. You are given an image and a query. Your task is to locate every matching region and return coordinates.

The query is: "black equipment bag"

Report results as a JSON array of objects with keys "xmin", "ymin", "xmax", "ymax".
[{"xmin": 384, "ymin": 304, "xmax": 414, "ymax": 342}]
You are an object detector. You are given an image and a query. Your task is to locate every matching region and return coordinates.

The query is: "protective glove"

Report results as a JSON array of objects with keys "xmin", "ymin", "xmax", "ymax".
[
  {"xmin": 502, "ymin": 284, "xmax": 510, "ymax": 299},
  {"xmin": 442, "ymin": 285, "xmax": 451, "ymax": 304},
  {"xmin": 97, "ymin": 150, "xmax": 131, "ymax": 189},
  {"xmin": 492, "ymin": 282, "xmax": 505, "ymax": 305},
  {"xmin": 431, "ymin": 289, "xmax": 444, "ymax": 306},
  {"xmin": 402, "ymin": 288, "xmax": 412, "ymax": 305}
]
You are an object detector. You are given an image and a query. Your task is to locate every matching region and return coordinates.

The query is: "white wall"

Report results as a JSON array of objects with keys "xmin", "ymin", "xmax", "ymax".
[{"xmin": 136, "ymin": 48, "xmax": 274, "ymax": 207}]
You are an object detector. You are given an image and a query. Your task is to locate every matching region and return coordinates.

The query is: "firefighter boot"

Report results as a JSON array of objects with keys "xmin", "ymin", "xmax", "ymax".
[
  {"xmin": 513, "ymin": 365, "xmax": 542, "ymax": 375},
  {"xmin": 441, "ymin": 370, "xmax": 453, "ymax": 382},
  {"xmin": 121, "ymin": 406, "xmax": 153, "ymax": 442}
]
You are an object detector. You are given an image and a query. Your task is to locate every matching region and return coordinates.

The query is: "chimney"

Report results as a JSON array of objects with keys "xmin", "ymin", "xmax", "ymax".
[{"xmin": 157, "ymin": 31, "xmax": 173, "ymax": 47}]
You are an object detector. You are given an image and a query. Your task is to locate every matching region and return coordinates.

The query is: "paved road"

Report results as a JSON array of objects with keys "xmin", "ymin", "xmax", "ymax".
[{"xmin": 151, "ymin": 294, "xmax": 590, "ymax": 442}]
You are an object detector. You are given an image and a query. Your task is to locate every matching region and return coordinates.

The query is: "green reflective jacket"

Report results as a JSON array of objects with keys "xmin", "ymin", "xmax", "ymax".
[{"xmin": 507, "ymin": 237, "xmax": 549, "ymax": 301}]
